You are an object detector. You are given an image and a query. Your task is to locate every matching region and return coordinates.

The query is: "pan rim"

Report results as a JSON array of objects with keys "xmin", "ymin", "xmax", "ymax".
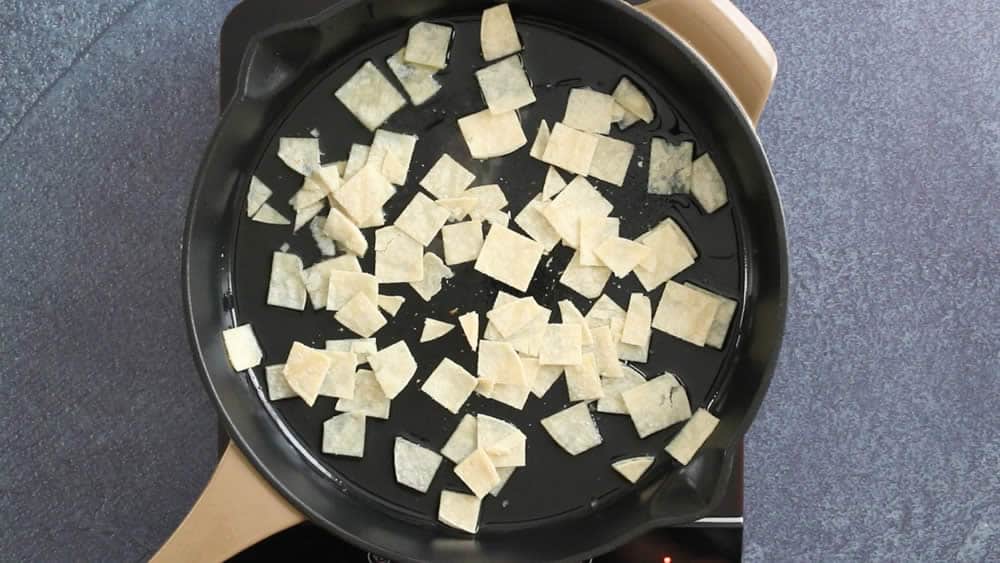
[{"xmin": 182, "ymin": 0, "xmax": 787, "ymax": 559}]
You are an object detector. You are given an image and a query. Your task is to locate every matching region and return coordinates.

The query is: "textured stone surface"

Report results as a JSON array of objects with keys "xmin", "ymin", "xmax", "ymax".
[{"xmin": 0, "ymin": 0, "xmax": 997, "ymax": 561}]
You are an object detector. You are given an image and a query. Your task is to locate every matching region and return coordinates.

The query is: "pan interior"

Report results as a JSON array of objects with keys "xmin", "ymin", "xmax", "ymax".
[{"xmin": 231, "ymin": 12, "xmax": 746, "ymax": 532}]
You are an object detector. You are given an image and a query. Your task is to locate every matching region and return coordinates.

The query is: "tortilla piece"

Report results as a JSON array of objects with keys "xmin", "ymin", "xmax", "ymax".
[
  {"xmin": 277, "ymin": 137, "xmax": 321, "ymax": 176},
  {"xmin": 541, "ymin": 403, "xmax": 602, "ymax": 455},
  {"xmin": 421, "ymin": 319, "xmax": 455, "ymax": 343},
  {"xmin": 487, "ymin": 297, "xmax": 538, "ymax": 338},
  {"xmin": 617, "ymin": 109, "xmax": 642, "ymax": 130},
  {"xmin": 503, "ymin": 308, "xmax": 549, "ymax": 357},
  {"xmin": 565, "ymin": 353, "xmax": 603, "ymax": 401},
  {"xmin": 302, "ymin": 255, "xmax": 363, "ymax": 309},
  {"xmin": 665, "ymin": 408, "xmax": 720, "ymax": 465},
  {"xmin": 515, "ymin": 355, "xmax": 542, "ymax": 388},
  {"xmin": 375, "ymin": 226, "xmax": 425, "ymax": 283},
  {"xmin": 454, "ymin": 448, "xmax": 501, "ymax": 498},
  {"xmin": 609, "ymin": 101, "xmax": 626, "ymax": 122},
  {"xmin": 439, "ymin": 490, "xmax": 481, "ymax": 534},
  {"xmin": 529, "ymin": 363, "xmax": 563, "ymax": 398},
  {"xmin": 481, "ymin": 3, "xmax": 522, "ymax": 61},
  {"xmin": 474, "ymin": 224, "xmax": 543, "ymax": 292},
  {"xmin": 293, "ymin": 200, "xmax": 324, "ymax": 233},
  {"xmin": 622, "ymin": 294, "xmax": 652, "ymax": 347},
  {"xmin": 538, "ymin": 323, "xmax": 583, "ymax": 366},
  {"xmin": 333, "ymin": 164, "xmax": 396, "ymax": 224},
  {"xmin": 282, "ymin": 342, "xmax": 332, "ymax": 407},
  {"xmin": 438, "ymin": 220, "xmax": 485, "ymax": 266},
  {"xmin": 541, "ymin": 123, "xmax": 599, "ymax": 176},
  {"xmin": 483, "ymin": 430, "xmax": 526, "ymax": 467},
  {"xmin": 309, "ymin": 217, "xmax": 338, "ymax": 256},
  {"xmin": 476, "ymin": 414, "xmax": 525, "ymax": 466},
  {"xmin": 335, "ymin": 369, "xmax": 390, "ymax": 419},
  {"xmin": 318, "ymin": 350, "xmax": 357, "ymax": 400},
  {"xmin": 325, "ymin": 338, "xmax": 377, "ymax": 365},
  {"xmin": 441, "ymin": 414, "xmax": 478, "ymax": 463},
  {"xmin": 482, "ymin": 291, "xmax": 517, "ymax": 340},
  {"xmin": 335, "ymin": 61, "xmax": 407, "ymax": 131},
  {"xmin": 222, "ymin": 324, "xmax": 263, "ymax": 371},
  {"xmin": 555, "ymin": 300, "xmax": 593, "ymax": 347},
  {"xmin": 251, "ymin": 203, "xmax": 290, "ymax": 225},
  {"xmin": 326, "ymin": 271, "xmax": 377, "ymax": 312},
  {"xmin": 596, "ymin": 367, "xmax": 647, "ymax": 414},
  {"xmin": 477, "ymin": 340, "xmax": 526, "ymax": 386},
  {"xmin": 594, "ymin": 237, "xmax": 651, "ymax": 278},
  {"xmin": 291, "ymin": 178, "xmax": 328, "ymax": 210},
  {"xmin": 458, "ymin": 109, "xmax": 527, "ymax": 159},
  {"xmin": 310, "ymin": 163, "xmax": 343, "ymax": 197},
  {"xmin": 578, "ymin": 216, "xmax": 620, "ymax": 266},
  {"xmin": 335, "ymin": 293, "xmax": 387, "ymax": 338},
  {"xmin": 322, "ymin": 412, "xmax": 366, "ymax": 457},
  {"xmin": 437, "ymin": 197, "xmax": 480, "ymax": 221},
  {"xmin": 586, "ymin": 294, "xmax": 627, "ymax": 337},
  {"xmin": 386, "ymin": 49, "xmax": 441, "ymax": 106},
  {"xmin": 542, "ymin": 175, "xmax": 612, "ymax": 248},
  {"xmin": 421, "ymin": 358, "xmax": 477, "ymax": 414},
  {"xmin": 563, "ymin": 88, "xmax": 616, "ymax": 135},
  {"xmin": 369, "ymin": 340, "xmax": 417, "ymax": 399},
  {"xmin": 369, "ymin": 129, "xmax": 418, "ymax": 186},
  {"xmin": 377, "ymin": 294, "xmax": 406, "ymax": 316},
  {"xmin": 264, "ymin": 364, "xmax": 296, "ymax": 401},
  {"xmin": 560, "ymin": 251, "xmax": 611, "ymax": 299},
  {"xmin": 542, "ymin": 166, "xmax": 568, "ymax": 200},
  {"xmin": 489, "ymin": 467, "xmax": 516, "ymax": 497},
  {"xmin": 612, "ymin": 77, "xmax": 655, "ymax": 123},
  {"xmin": 621, "ymin": 372, "xmax": 691, "ymax": 438},
  {"xmin": 447, "ymin": 313, "xmax": 477, "ymax": 353},
  {"xmin": 512, "ymin": 197, "xmax": 560, "ymax": 253},
  {"xmin": 465, "ymin": 184, "xmax": 509, "ymax": 221},
  {"xmin": 404, "ymin": 21, "xmax": 452, "ymax": 69},
  {"xmin": 652, "ymin": 281, "xmax": 721, "ymax": 346},
  {"xmin": 344, "ymin": 143, "xmax": 371, "ymax": 179},
  {"xmin": 489, "ymin": 380, "xmax": 532, "ymax": 410},
  {"xmin": 529, "ymin": 120, "xmax": 550, "ymax": 160},
  {"xmin": 267, "ymin": 252, "xmax": 307, "ymax": 310},
  {"xmin": 420, "ymin": 154, "xmax": 476, "ymax": 200},
  {"xmin": 410, "ymin": 252, "xmax": 455, "ymax": 301},
  {"xmin": 475, "ymin": 373, "xmax": 497, "ymax": 398},
  {"xmin": 474, "ymin": 414, "xmax": 514, "ymax": 448},
  {"xmin": 612, "ymin": 456, "xmax": 655, "ymax": 483},
  {"xmin": 476, "ymin": 55, "xmax": 536, "ymax": 114},
  {"xmin": 589, "ymin": 135, "xmax": 635, "ymax": 187},
  {"xmin": 634, "ymin": 218, "xmax": 697, "ymax": 291},
  {"xmin": 394, "ymin": 437, "xmax": 443, "ymax": 493},
  {"xmin": 482, "ymin": 292, "xmax": 551, "ymax": 357},
  {"xmin": 648, "ymin": 139, "xmax": 693, "ymax": 195},
  {"xmin": 591, "ymin": 324, "xmax": 623, "ymax": 379},
  {"xmin": 394, "ymin": 192, "xmax": 450, "ymax": 246},
  {"xmin": 684, "ymin": 283, "xmax": 738, "ymax": 349},
  {"xmin": 247, "ymin": 176, "xmax": 272, "ymax": 216},
  {"xmin": 691, "ymin": 153, "xmax": 728, "ymax": 213}
]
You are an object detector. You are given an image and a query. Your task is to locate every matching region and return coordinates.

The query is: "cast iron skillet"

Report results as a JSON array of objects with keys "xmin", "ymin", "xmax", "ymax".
[{"xmin": 156, "ymin": 1, "xmax": 786, "ymax": 561}]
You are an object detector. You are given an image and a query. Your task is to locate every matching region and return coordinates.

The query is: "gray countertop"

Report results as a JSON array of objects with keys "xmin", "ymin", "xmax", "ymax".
[{"xmin": 1, "ymin": 0, "xmax": 997, "ymax": 560}]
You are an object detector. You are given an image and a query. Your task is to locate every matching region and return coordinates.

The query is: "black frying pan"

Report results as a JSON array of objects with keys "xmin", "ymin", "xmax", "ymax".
[{"xmin": 157, "ymin": 0, "xmax": 786, "ymax": 561}]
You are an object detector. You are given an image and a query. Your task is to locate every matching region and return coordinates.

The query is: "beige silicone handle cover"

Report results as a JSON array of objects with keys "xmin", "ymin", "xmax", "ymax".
[
  {"xmin": 637, "ymin": 0, "xmax": 777, "ymax": 125},
  {"xmin": 150, "ymin": 441, "xmax": 305, "ymax": 563}
]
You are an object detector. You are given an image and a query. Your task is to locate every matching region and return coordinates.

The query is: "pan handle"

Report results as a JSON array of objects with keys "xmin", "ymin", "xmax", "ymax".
[
  {"xmin": 151, "ymin": 441, "xmax": 305, "ymax": 562},
  {"xmin": 635, "ymin": 0, "xmax": 777, "ymax": 125}
]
